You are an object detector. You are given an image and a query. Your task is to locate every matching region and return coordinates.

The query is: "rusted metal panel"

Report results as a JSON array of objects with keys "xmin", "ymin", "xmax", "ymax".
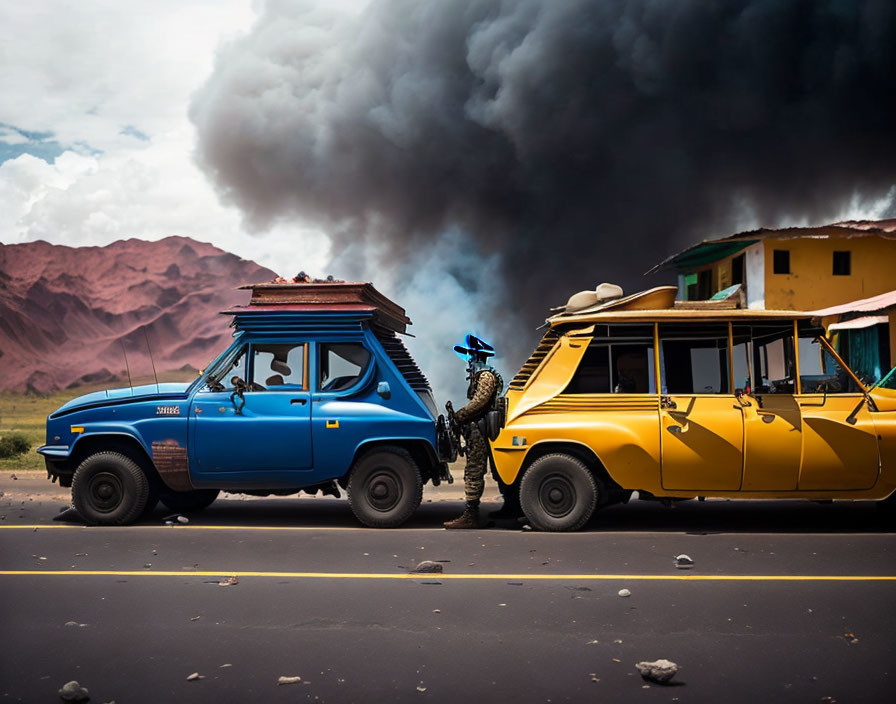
[{"xmin": 151, "ymin": 440, "xmax": 193, "ymax": 491}]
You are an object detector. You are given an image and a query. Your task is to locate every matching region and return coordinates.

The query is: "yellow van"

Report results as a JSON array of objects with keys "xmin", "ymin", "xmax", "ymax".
[{"xmin": 491, "ymin": 285, "xmax": 896, "ymax": 531}]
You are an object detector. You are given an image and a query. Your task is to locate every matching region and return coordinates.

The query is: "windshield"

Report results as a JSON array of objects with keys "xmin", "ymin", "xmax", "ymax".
[{"xmin": 199, "ymin": 339, "xmax": 245, "ymax": 389}]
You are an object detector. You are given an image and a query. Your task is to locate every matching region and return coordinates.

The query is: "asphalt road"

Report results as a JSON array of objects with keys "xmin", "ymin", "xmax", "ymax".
[{"xmin": 2, "ymin": 472, "xmax": 895, "ymax": 704}]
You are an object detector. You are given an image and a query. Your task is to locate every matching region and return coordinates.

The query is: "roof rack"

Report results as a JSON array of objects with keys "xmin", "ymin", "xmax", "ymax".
[{"xmin": 225, "ymin": 282, "xmax": 412, "ymax": 334}]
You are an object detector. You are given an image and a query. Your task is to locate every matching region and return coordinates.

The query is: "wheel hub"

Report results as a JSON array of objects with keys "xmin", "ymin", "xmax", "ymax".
[
  {"xmin": 539, "ymin": 474, "xmax": 575, "ymax": 518},
  {"xmin": 367, "ymin": 469, "xmax": 402, "ymax": 512},
  {"xmin": 88, "ymin": 472, "xmax": 123, "ymax": 513}
]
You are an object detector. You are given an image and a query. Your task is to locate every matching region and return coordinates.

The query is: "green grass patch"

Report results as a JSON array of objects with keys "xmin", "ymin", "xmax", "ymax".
[{"xmin": 0, "ymin": 388, "xmax": 89, "ymax": 471}]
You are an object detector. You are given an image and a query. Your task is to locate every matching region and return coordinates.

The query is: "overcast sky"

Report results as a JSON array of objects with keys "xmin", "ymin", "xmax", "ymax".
[{"xmin": 0, "ymin": 1, "xmax": 365, "ymax": 277}]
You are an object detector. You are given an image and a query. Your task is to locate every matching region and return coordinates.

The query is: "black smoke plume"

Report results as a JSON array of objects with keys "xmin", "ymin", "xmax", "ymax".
[{"xmin": 190, "ymin": 0, "xmax": 896, "ymax": 396}]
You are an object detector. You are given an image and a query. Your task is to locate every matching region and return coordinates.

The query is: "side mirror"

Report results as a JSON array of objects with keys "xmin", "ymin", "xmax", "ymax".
[
  {"xmin": 376, "ymin": 381, "xmax": 391, "ymax": 400},
  {"xmin": 231, "ymin": 376, "xmax": 247, "ymax": 392},
  {"xmin": 230, "ymin": 376, "xmax": 247, "ymax": 415}
]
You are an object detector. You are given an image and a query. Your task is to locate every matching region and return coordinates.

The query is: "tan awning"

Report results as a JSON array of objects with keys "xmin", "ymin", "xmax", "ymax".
[
  {"xmin": 812, "ymin": 289, "xmax": 896, "ymax": 316},
  {"xmin": 827, "ymin": 315, "xmax": 889, "ymax": 331}
]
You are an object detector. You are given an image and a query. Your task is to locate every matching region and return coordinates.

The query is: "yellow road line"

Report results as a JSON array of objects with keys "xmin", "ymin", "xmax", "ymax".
[
  {"xmin": 0, "ymin": 525, "xmax": 369, "ymax": 531},
  {"xmin": 0, "ymin": 570, "xmax": 894, "ymax": 581}
]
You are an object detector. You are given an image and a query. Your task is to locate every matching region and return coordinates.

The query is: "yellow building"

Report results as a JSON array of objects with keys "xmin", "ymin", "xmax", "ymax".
[
  {"xmin": 652, "ymin": 219, "xmax": 896, "ymax": 379},
  {"xmin": 652, "ymin": 219, "xmax": 896, "ymax": 311}
]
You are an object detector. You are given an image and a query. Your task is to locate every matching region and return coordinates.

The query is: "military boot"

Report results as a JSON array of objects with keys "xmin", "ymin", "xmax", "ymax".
[{"xmin": 444, "ymin": 500, "xmax": 483, "ymax": 529}]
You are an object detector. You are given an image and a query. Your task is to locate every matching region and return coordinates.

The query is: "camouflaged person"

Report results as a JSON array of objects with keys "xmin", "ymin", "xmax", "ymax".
[{"xmin": 444, "ymin": 334, "xmax": 503, "ymax": 529}]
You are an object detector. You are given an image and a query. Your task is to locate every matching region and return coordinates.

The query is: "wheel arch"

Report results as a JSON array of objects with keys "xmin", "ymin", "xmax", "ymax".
[
  {"xmin": 517, "ymin": 440, "xmax": 622, "ymax": 503},
  {"xmin": 342, "ymin": 438, "xmax": 440, "ymax": 488},
  {"xmin": 68, "ymin": 433, "xmax": 163, "ymax": 488}
]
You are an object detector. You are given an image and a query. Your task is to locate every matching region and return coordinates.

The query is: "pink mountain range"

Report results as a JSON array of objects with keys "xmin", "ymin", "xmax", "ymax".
[{"xmin": 0, "ymin": 236, "xmax": 276, "ymax": 393}]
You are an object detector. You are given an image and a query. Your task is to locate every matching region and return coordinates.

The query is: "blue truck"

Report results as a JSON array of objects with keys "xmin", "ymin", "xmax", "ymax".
[{"xmin": 37, "ymin": 282, "xmax": 456, "ymax": 527}]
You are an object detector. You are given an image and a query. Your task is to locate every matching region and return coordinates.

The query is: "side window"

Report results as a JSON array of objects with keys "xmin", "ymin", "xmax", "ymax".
[
  {"xmin": 660, "ymin": 324, "xmax": 729, "ymax": 394},
  {"xmin": 741, "ymin": 324, "xmax": 795, "ymax": 394},
  {"xmin": 797, "ymin": 334, "xmax": 862, "ymax": 393},
  {"xmin": 319, "ymin": 343, "xmax": 371, "ymax": 392},
  {"xmin": 251, "ymin": 343, "xmax": 306, "ymax": 389},
  {"xmin": 731, "ymin": 328, "xmax": 753, "ymax": 393},
  {"xmin": 564, "ymin": 326, "xmax": 655, "ymax": 394}
]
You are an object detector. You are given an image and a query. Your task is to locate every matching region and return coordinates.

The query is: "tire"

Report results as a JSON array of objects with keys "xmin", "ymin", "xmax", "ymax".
[
  {"xmin": 347, "ymin": 446, "xmax": 423, "ymax": 528},
  {"xmin": 159, "ymin": 489, "xmax": 220, "ymax": 513},
  {"xmin": 519, "ymin": 453, "xmax": 598, "ymax": 531},
  {"xmin": 71, "ymin": 451, "xmax": 149, "ymax": 526}
]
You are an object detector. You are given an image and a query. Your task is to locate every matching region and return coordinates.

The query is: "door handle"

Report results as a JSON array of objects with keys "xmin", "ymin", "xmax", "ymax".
[
  {"xmin": 756, "ymin": 411, "xmax": 776, "ymax": 424},
  {"xmin": 291, "ymin": 398, "xmax": 308, "ymax": 405},
  {"xmin": 661, "ymin": 395, "xmax": 677, "ymax": 409}
]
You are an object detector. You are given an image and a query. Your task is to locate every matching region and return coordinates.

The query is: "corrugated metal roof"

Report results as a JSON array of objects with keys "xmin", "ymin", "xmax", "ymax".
[
  {"xmin": 828, "ymin": 315, "xmax": 889, "ymax": 331},
  {"xmin": 811, "ymin": 289, "xmax": 896, "ymax": 316},
  {"xmin": 650, "ymin": 220, "xmax": 896, "ymax": 274}
]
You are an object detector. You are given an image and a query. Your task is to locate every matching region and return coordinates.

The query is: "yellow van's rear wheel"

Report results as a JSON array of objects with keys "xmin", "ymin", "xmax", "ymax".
[{"xmin": 519, "ymin": 453, "xmax": 598, "ymax": 531}]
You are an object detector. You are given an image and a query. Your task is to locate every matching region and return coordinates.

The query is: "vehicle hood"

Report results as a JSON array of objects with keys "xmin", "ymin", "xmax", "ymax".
[{"xmin": 50, "ymin": 383, "xmax": 192, "ymax": 417}]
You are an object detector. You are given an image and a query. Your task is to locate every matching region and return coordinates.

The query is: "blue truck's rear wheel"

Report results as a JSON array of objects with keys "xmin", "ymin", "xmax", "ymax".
[
  {"xmin": 347, "ymin": 446, "xmax": 423, "ymax": 528},
  {"xmin": 71, "ymin": 451, "xmax": 149, "ymax": 525}
]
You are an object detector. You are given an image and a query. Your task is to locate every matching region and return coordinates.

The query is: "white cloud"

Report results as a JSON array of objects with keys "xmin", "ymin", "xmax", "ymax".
[
  {"xmin": 0, "ymin": 1, "xmax": 257, "ymax": 154},
  {"xmin": 0, "ymin": 1, "xmax": 353, "ymax": 277}
]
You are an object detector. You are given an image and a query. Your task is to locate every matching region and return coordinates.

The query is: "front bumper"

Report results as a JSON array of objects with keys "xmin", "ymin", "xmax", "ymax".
[{"xmin": 36, "ymin": 445, "xmax": 71, "ymax": 458}]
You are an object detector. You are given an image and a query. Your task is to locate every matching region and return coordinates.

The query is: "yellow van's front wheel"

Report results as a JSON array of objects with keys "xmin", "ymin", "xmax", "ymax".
[{"xmin": 519, "ymin": 454, "xmax": 598, "ymax": 531}]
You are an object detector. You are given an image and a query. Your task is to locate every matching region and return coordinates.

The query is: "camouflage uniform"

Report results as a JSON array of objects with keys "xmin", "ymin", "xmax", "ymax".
[
  {"xmin": 454, "ymin": 369, "xmax": 499, "ymax": 503},
  {"xmin": 444, "ymin": 368, "xmax": 501, "ymax": 529}
]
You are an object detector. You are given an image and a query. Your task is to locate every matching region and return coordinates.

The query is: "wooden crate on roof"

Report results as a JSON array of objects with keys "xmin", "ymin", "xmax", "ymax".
[{"xmin": 236, "ymin": 282, "xmax": 411, "ymax": 333}]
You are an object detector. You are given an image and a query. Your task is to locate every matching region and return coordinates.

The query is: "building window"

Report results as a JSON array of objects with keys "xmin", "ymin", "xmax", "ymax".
[
  {"xmin": 833, "ymin": 250, "xmax": 851, "ymax": 276},
  {"xmin": 685, "ymin": 273, "xmax": 697, "ymax": 301},
  {"xmin": 697, "ymin": 269, "xmax": 712, "ymax": 299},
  {"xmin": 731, "ymin": 253, "xmax": 745, "ymax": 286},
  {"xmin": 773, "ymin": 249, "xmax": 790, "ymax": 275}
]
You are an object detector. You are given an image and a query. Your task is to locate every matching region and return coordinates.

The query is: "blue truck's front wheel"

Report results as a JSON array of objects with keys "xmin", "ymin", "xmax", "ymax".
[
  {"xmin": 347, "ymin": 446, "xmax": 423, "ymax": 528},
  {"xmin": 71, "ymin": 451, "xmax": 149, "ymax": 525}
]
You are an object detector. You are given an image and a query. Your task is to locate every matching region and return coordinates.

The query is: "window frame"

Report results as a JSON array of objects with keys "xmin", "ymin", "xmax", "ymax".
[
  {"xmin": 315, "ymin": 340, "xmax": 377, "ymax": 396},
  {"xmin": 247, "ymin": 342, "xmax": 309, "ymax": 391},
  {"xmin": 562, "ymin": 324, "xmax": 657, "ymax": 395},
  {"xmin": 832, "ymin": 250, "xmax": 851, "ymax": 276},
  {"xmin": 772, "ymin": 249, "xmax": 790, "ymax": 275},
  {"xmin": 200, "ymin": 342, "xmax": 249, "ymax": 393},
  {"xmin": 658, "ymin": 323, "xmax": 733, "ymax": 396}
]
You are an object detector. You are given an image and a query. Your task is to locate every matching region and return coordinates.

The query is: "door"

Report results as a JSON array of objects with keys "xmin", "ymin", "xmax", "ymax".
[
  {"xmin": 659, "ymin": 325, "xmax": 744, "ymax": 491},
  {"xmin": 795, "ymin": 335, "xmax": 879, "ymax": 490},
  {"xmin": 190, "ymin": 342, "xmax": 313, "ymax": 474},
  {"xmin": 310, "ymin": 341, "xmax": 376, "ymax": 472},
  {"xmin": 734, "ymin": 324, "xmax": 802, "ymax": 491}
]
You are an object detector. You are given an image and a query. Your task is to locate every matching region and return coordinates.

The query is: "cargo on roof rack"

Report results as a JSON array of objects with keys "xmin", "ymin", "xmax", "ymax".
[{"xmin": 227, "ymin": 281, "xmax": 412, "ymax": 334}]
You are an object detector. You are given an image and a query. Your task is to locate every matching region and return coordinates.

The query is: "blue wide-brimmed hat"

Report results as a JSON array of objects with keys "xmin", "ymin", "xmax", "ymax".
[{"xmin": 453, "ymin": 334, "xmax": 495, "ymax": 360}]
